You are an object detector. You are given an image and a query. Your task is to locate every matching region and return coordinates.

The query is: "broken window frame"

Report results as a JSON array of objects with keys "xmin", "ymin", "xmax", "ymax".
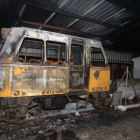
[
  {"xmin": 90, "ymin": 47, "xmax": 106, "ymax": 67},
  {"xmin": 47, "ymin": 48, "xmax": 59, "ymax": 65},
  {"xmin": 0, "ymin": 41, "xmax": 4, "ymax": 52},
  {"xmin": 46, "ymin": 41, "xmax": 67, "ymax": 65},
  {"xmin": 16, "ymin": 37, "xmax": 44, "ymax": 64},
  {"xmin": 70, "ymin": 44, "xmax": 85, "ymax": 66}
]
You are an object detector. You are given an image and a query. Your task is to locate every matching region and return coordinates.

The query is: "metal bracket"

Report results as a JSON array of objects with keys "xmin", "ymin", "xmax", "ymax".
[
  {"xmin": 117, "ymin": 67, "xmax": 139, "ymax": 105},
  {"xmin": 76, "ymin": 94, "xmax": 89, "ymax": 110}
]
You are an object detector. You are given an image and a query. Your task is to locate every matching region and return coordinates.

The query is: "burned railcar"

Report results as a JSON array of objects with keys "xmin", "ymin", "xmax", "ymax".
[{"xmin": 0, "ymin": 27, "xmax": 110, "ymax": 119}]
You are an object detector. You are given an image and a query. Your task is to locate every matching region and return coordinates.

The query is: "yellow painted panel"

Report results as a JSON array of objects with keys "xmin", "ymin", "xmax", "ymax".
[
  {"xmin": 4, "ymin": 60, "xmax": 13, "ymax": 64},
  {"xmin": 0, "ymin": 66, "xmax": 69, "ymax": 97},
  {"xmin": 0, "ymin": 67, "xmax": 11, "ymax": 97},
  {"xmin": 14, "ymin": 67, "xmax": 28, "ymax": 76},
  {"xmin": 9, "ymin": 89, "xmax": 69, "ymax": 97},
  {"xmin": 88, "ymin": 67, "xmax": 110, "ymax": 92}
]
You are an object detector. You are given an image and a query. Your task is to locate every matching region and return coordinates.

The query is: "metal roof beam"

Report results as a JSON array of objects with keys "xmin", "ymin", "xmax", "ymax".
[
  {"xmin": 0, "ymin": 16, "xmax": 104, "ymax": 38},
  {"xmin": 10, "ymin": 0, "xmax": 139, "ymax": 35},
  {"xmin": 0, "ymin": 16, "xmax": 139, "ymax": 50},
  {"xmin": 106, "ymin": 0, "xmax": 140, "ymax": 14}
]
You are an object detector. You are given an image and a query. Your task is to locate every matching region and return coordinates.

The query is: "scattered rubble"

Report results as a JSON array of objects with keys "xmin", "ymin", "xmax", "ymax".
[{"xmin": 0, "ymin": 106, "xmax": 140, "ymax": 140}]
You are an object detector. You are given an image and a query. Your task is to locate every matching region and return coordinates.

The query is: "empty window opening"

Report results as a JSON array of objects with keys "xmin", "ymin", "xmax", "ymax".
[
  {"xmin": 46, "ymin": 41, "xmax": 66, "ymax": 65},
  {"xmin": 71, "ymin": 44, "xmax": 83, "ymax": 65},
  {"xmin": 91, "ymin": 47, "xmax": 105, "ymax": 67},
  {"xmin": 19, "ymin": 38, "xmax": 44, "ymax": 64},
  {"xmin": 47, "ymin": 49, "xmax": 58, "ymax": 64}
]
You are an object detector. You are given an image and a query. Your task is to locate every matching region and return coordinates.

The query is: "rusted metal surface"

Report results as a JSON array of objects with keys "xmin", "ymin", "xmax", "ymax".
[
  {"xmin": 0, "ymin": 67, "xmax": 7, "ymax": 89},
  {"xmin": 21, "ymin": 20, "xmax": 93, "ymax": 36},
  {"xmin": 0, "ymin": 27, "xmax": 110, "ymax": 119},
  {"xmin": 70, "ymin": 44, "xmax": 85, "ymax": 89},
  {"xmin": 12, "ymin": 66, "xmax": 69, "ymax": 96},
  {"xmin": 70, "ymin": 72, "xmax": 84, "ymax": 89},
  {"xmin": 1, "ymin": 28, "xmax": 10, "ymax": 40},
  {"xmin": 0, "ymin": 27, "xmax": 108, "ymax": 93},
  {"xmin": 0, "ymin": 27, "xmax": 109, "ymax": 97},
  {"xmin": 0, "ymin": 16, "xmax": 103, "ymax": 38}
]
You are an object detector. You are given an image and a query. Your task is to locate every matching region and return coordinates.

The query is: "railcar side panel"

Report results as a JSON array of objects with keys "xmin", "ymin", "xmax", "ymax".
[
  {"xmin": 0, "ymin": 65, "xmax": 69, "ymax": 97},
  {"xmin": 88, "ymin": 67, "xmax": 110, "ymax": 92}
]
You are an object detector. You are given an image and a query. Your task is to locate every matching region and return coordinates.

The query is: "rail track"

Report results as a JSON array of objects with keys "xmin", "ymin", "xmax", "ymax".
[{"xmin": 0, "ymin": 106, "xmax": 113, "ymax": 126}]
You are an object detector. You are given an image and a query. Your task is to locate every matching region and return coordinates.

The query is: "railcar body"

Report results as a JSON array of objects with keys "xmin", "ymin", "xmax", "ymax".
[{"xmin": 0, "ymin": 27, "xmax": 110, "ymax": 119}]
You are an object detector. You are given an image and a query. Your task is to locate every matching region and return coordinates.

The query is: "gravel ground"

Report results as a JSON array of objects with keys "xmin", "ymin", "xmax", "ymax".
[{"xmin": 0, "ymin": 107, "xmax": 140, "ymax": 140}]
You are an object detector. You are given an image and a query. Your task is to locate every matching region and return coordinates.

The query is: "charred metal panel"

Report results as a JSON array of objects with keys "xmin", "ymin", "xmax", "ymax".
[
  {"xmin": 0, "ymin": 97, "xmax": 34, "ymax": 106},
  {"xmin": 11, "ymin": 66, "xmax": 69, "ymax": 97},
  {"xmin": 71, "ymin": 65, "xmax": 83, "ymax": 71},
  {"xmin": 0, "ymin": 28, "xmax": 27, "ymax": 64},
  {"xmin": 70, "ymin": 72, "xmax": 84, "ymax": 89},
  {"xmin": 71, "ymin": 38, "xmax": 86, "ymax": 45},
  {"xmin": 70, "ymin": 43, "xmax": 85, "ymax": 89},
  {"xmin": 68, "ymin": 90, "xmax": 86, "ymax": 96},
  {"xmin": 42, "ymin": 96, "xmax": 67, "ymax": 110},
  {"xmin": 1, "ymin": 28, "xmax": 10, "ymax": 41},
  {"xmin": 0, "ymin": 27, "xmax": 109, "ymax": 97},
  {"xmin": 0, "ymin": 67, "xmax": 7, "ymax": 89}
]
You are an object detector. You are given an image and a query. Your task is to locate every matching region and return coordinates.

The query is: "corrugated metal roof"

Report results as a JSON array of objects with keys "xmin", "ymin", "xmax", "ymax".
[
  {"xmin": 33, "ymin": 0, "xmax": 140, "ymax": 39},
  {"xmin": 0, "ymin": 0, "xmax": 140, "ymax": 51},
  {"xmin": 35, "ymin": 0, "xmax": 139, "ymax": 26}
]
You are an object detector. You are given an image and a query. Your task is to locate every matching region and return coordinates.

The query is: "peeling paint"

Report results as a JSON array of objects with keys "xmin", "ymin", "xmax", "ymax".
[
  {"xmin": 0, "ymin": 27, "xmax": 110, "ymax": 98},
  {"xmin": 0, "ymin": 67, "xmax": 7, "ymax": 89},
  {"xmin": 14, "ymin": 67, "xmax": 27, "ymax": 76}
]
